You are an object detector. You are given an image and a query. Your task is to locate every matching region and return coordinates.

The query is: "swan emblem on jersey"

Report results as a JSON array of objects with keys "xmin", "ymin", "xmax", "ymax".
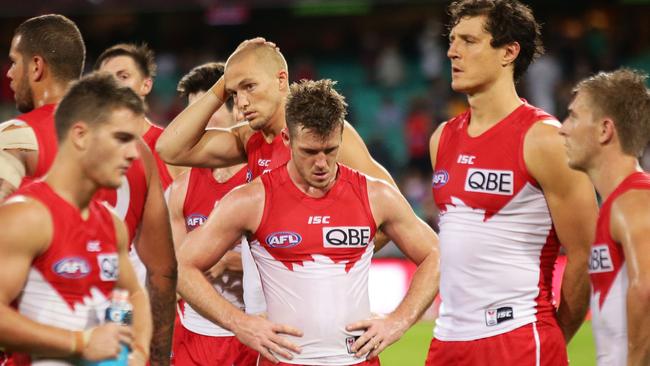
[
  {"xmin": 53, "ymin": 257, "xmax": 90, "ymax": 279},
  {"xmin": 266, "ymin": 232, "xmax": 302, "ymax": 248}
]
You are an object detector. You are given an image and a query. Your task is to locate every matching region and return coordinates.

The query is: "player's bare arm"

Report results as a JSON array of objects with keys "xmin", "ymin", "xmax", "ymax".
[
  {"xmin": 347, "ymin": 178, "xmax": 440, "ymax": 359},
  {"xmin": 339, "ymin": 121, "xmax": 399, "ymax": 252},
  {"xmin": 177, "ymin": 180, "xmax": 302, "ymax": 363},
  {"xmin": 110, "ymin": 212, "xmax": 152, "ymax": 365},
  {"xmin": 610, "ymin": 190, "xmax": 650, "ymax": 366},
  {"xmin": 0, "ymin": 198, "xmax": 132, "ymax": 360},
  {"xmin": 525, "ymin": 121, "xmax": 598, "ymax": 343},
  {"xmin": 156, "ymin": 77, "xmax": 248, "ymax": 168},
  {"xmin": 133, "ymin": 141, "xmax": 176, "ymax": 366},
  {"xmin": 428, "ymin": 122, "xmax": 447, "ymax": 170}
]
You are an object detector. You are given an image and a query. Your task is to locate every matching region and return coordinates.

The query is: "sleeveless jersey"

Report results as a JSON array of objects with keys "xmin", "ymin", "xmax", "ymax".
[
  {"xmin": 245, "ymin": 131, "xmax": 291, "ymax": 179},
  {"xmin": 180, "ymin": 166, "xmax": 249, "ymax": 337},
  {"xmin": 589, "ymin": 171, "xmax": 650, "ymax": 365},
  {"xmin": 12, "ymin": 181, "xmax": 119, "ymax": 365},
  {"xmin": 252, "ymin": 164, "xmax": 377, "ymax": 365},
  {"xmin": 142, "ymin": 124, "xmax": 173, "ymax": 190},
  {"xmin": 432, "ymin": 102, "xmax": 561, "ymax": 341},
  {"xmin": 11, "ymin": 104, "xmax": 58, "ymax": 186}
]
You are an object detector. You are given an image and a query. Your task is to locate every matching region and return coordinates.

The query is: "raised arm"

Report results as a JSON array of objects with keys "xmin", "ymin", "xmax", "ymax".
[
  {"xmin": 177, "ymin": 181, "xmax": 301, "ymax": 363},
  {"xmin": 111, "ymin": 212, "xmax": 152, "ymax": 365},
  {"xmin": 133, "ymin": 141, "xmax": 176, "ymax": 366},
  {"xmin": 347, "ymin": 179, "xmax": 440, "ymax": 359},
  {"xmin": 610, "ymin": 190, "xmax": 650, "ymax": 366},
  {"xmin": 155, "ymin": 77, "xmax": 248, "ymax": 168},
  {"xmin": 525, "ymin": 121, "xmax": 598, "ymax": 343}
]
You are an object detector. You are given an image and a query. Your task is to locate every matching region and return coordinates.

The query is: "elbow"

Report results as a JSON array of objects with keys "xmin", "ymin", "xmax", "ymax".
[{"xmin": 154, "ymin": 138, "xmax": 175, "ymax": 164}]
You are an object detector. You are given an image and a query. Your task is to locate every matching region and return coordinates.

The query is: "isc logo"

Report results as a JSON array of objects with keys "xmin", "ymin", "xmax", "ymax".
[
  {"xmin": 457, "ymin": 154, "xmax": 476, "ymax": 165},
  {"xmin": 266, "ymin": 231, "xmax": 302, "ymax": 248},
  {"xmin": 432, "ymin": 170, "xmax": 449, "ymax": 189},
  {"xmin": 186, "ymin": 214, "xmax": 207, "ymax": 229},
  {"xmin": 588, "ymin": 244, "xmax": 614, "ymax": 274},
  {"xmin": 308, "ymin": 216, "xmax": 330, "ymax": 224},
  {"xmin": 53, "ymin": 257, "xmax": 90, "ymax": 279},
  {"xmin": 464, "ymin": 168, "xmax": 513, "ymax": 195},
  {"xmin": 322, "ymin": 226, "xmax": 371, "ymax": 248},
  {"xmin": 258, "ymin": 159, "xmax": 271, "ymax": 167},
  {"xmin": 485, "ymin": 306, "xmax": 514, "ymax": 326}
]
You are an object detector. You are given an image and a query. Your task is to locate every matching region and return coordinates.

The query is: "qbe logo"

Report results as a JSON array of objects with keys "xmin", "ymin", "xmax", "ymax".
[
  {"xmin": 97, "ymin": 253, "xmax": 119, "ymax": 282},
  {"xmin": 323, "ymin": 227, "xmax": 371, "ymax": 248},
  {"xmin": 588, "ymin": 244, "xmax": 614, "ymax": 274},
  {"xmin": 464, "ymin": 168, "xmax": 514, "ymax": 195},
  {"xmin": 432, "ymin": 170, "xmax": 449, "ymax": 189}
]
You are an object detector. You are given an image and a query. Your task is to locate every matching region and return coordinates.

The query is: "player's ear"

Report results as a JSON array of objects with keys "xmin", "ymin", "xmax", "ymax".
[
  {"xmin": 599, "ymin": 118, "xmax": 616, "ymax": 145},
  {"xmin": 69, "ymin": 121, "xmax": 90, "ymax": 150},
  {"xmin": 277, "ymin": 70, "xmax": 288, "ymax": 91},
  {"xmin": 140, "ymin": 77, "xmax": 153, "ymax": 96},
  {"xmin": 30, "ymin": 55, "xmax": 45, "ymax": 82},
  {"xmin": 502, "ymin": 41, "xmax": 520, "ymax": 68},
  {"xmin": 281, "ymin": 127, "xmax": 290, "ymax": 147}
]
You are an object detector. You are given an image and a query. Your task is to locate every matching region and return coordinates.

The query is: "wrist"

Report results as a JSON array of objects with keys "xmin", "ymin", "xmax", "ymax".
[
  {"xmin": 131, "ymin": 343, "xmax": 149, "ymax": 361},
  {"xmin": 70, "ymin": 329, "xmax": 92, "ymax": 356},
  {"xmin": 210, "ymin": 79, "xmax": 225, "ymax": 103}
]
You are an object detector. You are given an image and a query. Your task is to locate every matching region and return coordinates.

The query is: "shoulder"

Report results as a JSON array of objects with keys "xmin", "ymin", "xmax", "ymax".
[
  {"xmin": 609, "ymin": 187, "xmax": 650, "ymax": 246},
  {"xmin": 522, "ymin": 119, "xmax": 566, "ymax": 179},
  {"xmin": 523, "ymin": 119, "xmax": 563, "ymax": 153},
  {"xmin": 365, "ymin": 176, "xmax": 402, "ymax": 206},
  {"xmin": 0, "ymin": 195, "xmax": 53, "ymax": 252}
]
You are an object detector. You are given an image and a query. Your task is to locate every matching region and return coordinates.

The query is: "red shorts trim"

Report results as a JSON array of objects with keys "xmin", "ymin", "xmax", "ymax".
[
  {"xmin": 257, "ymin": 357, "xmax": 380, "ymax": 366},
  {"xmin": 425, "ymin": 322, "xmax": 567, "ymax": 366},
  {"xmin": 173, "ymin": 326, "xmax": 258, "ymax": 366}
]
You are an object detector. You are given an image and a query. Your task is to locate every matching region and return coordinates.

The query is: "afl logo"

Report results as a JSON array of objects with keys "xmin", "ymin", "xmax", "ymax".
[
  {"xmin": 432, "ymin": 170, "xmax": 449, "ymax": 189},
  {"xmin": 53, "ymin": 257, "xmax": 91, "ymax": 279},
  {"xmin": 186, "ymin": 214, "xmax": 207, "ymax": 229},
  {"xmin": 266, "ymin": 231, "xmax": 302, "ymax": 248},
  {"xmin": 246, "ymin": 169, "xmax": 253, "ymax": 183}
]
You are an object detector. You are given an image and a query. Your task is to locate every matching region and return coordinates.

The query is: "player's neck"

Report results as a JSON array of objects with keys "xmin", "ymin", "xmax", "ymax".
[
  {"xmin": 32, "ymin": 80, "xmax": 70, "ymax": 109},
  {"xmin": 286, "ymin": 161, "xmax": 337, "ymax": 198},
  {"xmin": 588, "ymin": 153, "xmax": 642, "ymax": 201},
  {"xmin": 45, "ymin": 155, "xmax": 96, "ymax": 218},
  {"xmin": 466, "ymin": 77, "xmax": 522, "ymax": 135},
  {"xmin": 261, "ymin": 104, "xmax": 287, "ymax": 142}
]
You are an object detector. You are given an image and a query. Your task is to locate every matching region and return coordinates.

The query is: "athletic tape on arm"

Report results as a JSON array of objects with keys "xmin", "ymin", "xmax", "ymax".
[{"xmin": 0, "ymin": 120, "xmax": 37, "ymax": 187}]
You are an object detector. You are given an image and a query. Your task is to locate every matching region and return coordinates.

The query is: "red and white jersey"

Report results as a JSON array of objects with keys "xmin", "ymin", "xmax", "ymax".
[
  {"xmin": 252, "ymin": 164, "xmax": 376, "ymax": 365},
  {"xmin": 432, "ymin": 102, "xmax": 561, "ymax": 341},
  {"xmin": 11, "ymin": 182, "xmax": 118, "ymax": 365},
  {"xmin": 589, "ymin": 172, "xmax": 650, "ymax": 365},
  {"xmin": 245, "ymin": 131, "xmax": 291, "ymax": 179},
  {"xmin": 94, "ymin": 159, "xmax": 146, "ymax": 245},
  {"xmin": 179, "ymin": 166, "xmax": 250, "ymax": 337},
  {"xmin": 142, "ymin": 124, "xmax": 173, "ymax": 190},
  {"xmin": 8, "ymin": 104, "xmax": 58, "ymax": 186}
]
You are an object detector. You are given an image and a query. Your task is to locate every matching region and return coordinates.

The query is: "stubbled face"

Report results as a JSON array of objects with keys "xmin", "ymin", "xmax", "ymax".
[
  {"xmin": 447, "ymin": 15, "xmax": 507, "ymax": 94},
  {"xmin": 83, "ymin": 108, "xmax": 141, "ymax": 188},
  {"xmin": 224, "ymin": 54, "xmax": 284, "ymax": 131},
  {"xmin": 287, "ymin": 125, "xmax": 342, "ymax": 190},
  {"xmin": 7, "ymin": 35, "xmax": 35, "ymax": 113},
  {"xmin": 188, "ymin": 91, "xmax": 243, "ymax": 129},
  {"xmin": 99, "ymin": 55, "xmax": 151, "ymax": 99},
  {"xmin": 559, "ymin": 90, "xmax": 601, "ymax": 172}
]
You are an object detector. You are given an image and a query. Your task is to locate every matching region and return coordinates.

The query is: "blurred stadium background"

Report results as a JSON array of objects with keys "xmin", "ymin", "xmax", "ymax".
[{"xmin": 2, "ymin": 1, "xmax": 649, "ymax": 365}]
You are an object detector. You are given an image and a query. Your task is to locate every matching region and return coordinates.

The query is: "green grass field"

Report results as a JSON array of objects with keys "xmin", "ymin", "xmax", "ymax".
[{"xmin": 380, "ymin": 321, "xmax": 596, "ymax": 365}]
